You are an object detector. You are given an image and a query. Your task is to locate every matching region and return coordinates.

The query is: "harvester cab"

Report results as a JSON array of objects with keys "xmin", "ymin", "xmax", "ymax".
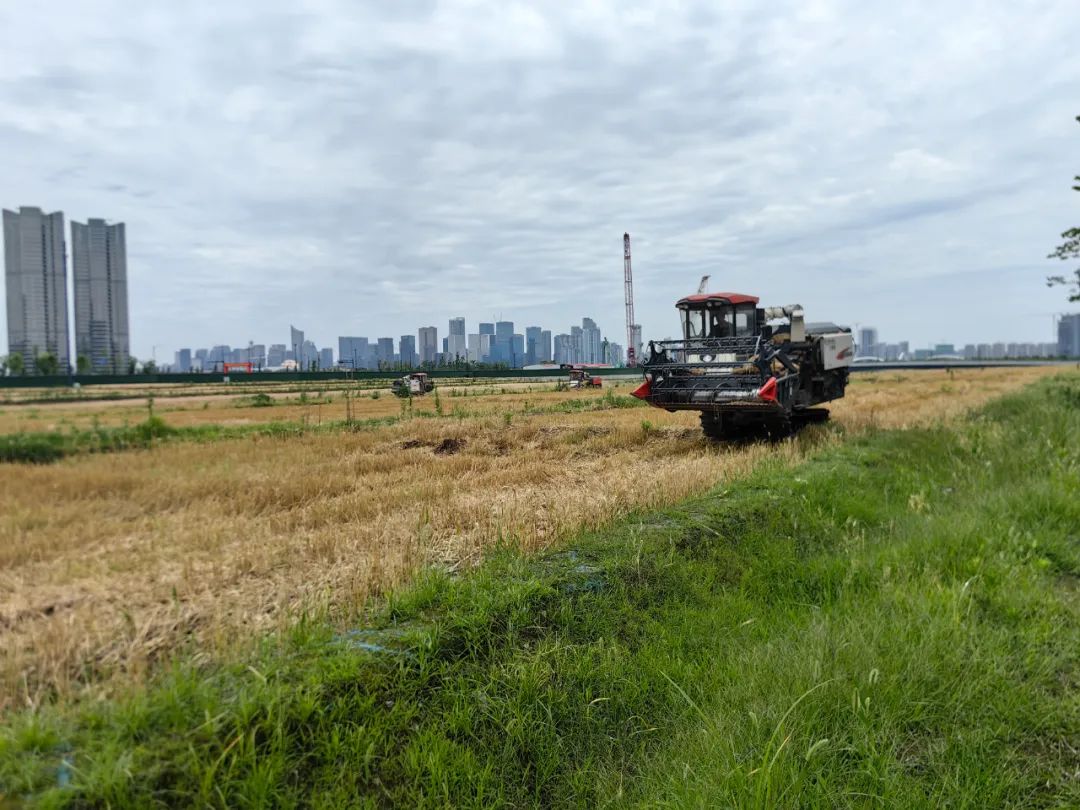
[
  {"xmin": 392, "ymin": 372, "xmax": 435, "ymax": 397},
  {"xmin": 633, "ymin": 292, "xmax": 853, "ymax": 440}
]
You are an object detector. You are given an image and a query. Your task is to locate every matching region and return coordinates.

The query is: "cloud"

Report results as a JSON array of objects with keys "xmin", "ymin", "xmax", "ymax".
[{"xmin": 1, "ymin": 0, "xmax": 1078, "ymax": 359}]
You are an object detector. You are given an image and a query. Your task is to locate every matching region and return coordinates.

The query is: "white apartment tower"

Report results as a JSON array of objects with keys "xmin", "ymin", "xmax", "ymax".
[
  {"xmin": 3, "ymin": 207, "xmax": 70, "ymax": 371},
  {"xmin": 71, "ymin": 218, "xmax": 130, "ymax": 373}
]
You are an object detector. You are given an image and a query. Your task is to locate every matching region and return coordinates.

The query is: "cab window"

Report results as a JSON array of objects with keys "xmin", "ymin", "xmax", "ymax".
[
  {"xmin": 707, "ymin": 308, "xmax": 734, "ymax": 338},
  {"xmin": 734, "ymin": 306, "xmax": 755, "ymax": 337},
  {"xmin": 681, "ymin": 309, "xmax": 705, "ymax": 339}
]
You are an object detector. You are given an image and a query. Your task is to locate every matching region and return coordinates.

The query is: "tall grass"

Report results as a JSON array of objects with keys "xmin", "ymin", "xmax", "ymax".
[{"xmin": 1, "ymin": 374, "xmax": 1077, "ymax": 806}]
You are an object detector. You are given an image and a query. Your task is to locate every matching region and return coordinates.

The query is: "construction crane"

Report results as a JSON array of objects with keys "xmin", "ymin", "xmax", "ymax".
[{"xmin": 624, "ymin": 232, "xmax": 638, "ymax": 367}]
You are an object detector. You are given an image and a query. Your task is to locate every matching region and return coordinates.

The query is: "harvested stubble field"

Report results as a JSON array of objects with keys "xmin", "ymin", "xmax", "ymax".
[
  {"xmin": 0, "ymin": 367, "xmax": 1062, "ymax": 710},
  {"xmin": 0, "ymin": 377, "xmax": 559, "ymax": 433}
]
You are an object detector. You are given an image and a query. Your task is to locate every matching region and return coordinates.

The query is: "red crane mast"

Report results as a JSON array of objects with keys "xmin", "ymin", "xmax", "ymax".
[{"xmin": 623, "ymin": 232, "xmax": 637, "ymax": 366}]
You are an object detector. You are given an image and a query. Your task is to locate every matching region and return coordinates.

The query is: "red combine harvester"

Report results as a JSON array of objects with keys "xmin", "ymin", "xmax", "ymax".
[
  {"xmin": 566, "ymin": 366, "xmax": 603, "ymax": 389},
  {"xmin": 632, "ymin": 291, "xmax": 853, "ymax": 440}
]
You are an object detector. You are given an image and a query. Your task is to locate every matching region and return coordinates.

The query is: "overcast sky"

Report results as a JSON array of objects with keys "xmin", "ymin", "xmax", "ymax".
[{"xmin": 2, "ymin": 0, "xmax": 1078, "ymax": 359}]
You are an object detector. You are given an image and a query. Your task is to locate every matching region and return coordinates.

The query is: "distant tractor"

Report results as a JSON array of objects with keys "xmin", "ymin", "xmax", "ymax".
[
  {"xmin": 392, "ymin": 372, "xmax": 435, "ymax": 397},
  {"xmin": 567, "ymin": 367, "xmax": 602, "ymax": 389},
  {"xmin": 633, "ymin": 291, "xmax": 853, "ymax": 439}
]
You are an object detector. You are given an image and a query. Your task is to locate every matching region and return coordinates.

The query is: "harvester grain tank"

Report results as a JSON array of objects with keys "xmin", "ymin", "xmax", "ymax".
[{"xmin": 632, "ymin": 291, "xmax": 853, "ymax": 439}]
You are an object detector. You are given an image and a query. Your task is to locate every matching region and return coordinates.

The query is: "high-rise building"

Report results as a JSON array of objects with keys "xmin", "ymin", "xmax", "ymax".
[
  {"xmin": 540, "ymin": 330, "xmax": 552, "ymax": 363},
  {"xmin": 525, "ymin": 326, "xmax": 542, "ymax": 366},
  {"xmin": 857, "ymin": 327, "xmax": 878, "ymax": 357},
  {"xmin": 479, "ymin": 322, "xmax": 495, "ymax": 336},
  {"xmin": 319, "ymin": 347, "xmax": 334, "ymax": 369},
  {"xmin": 606, "ymin": 342, "xmax": 624, "ymax": 366},
  {"xmin": 376, "ymin": 337, "xmax": 395, "ymax": 366},
  {"xmin": 554, "ymin": 333, "xmax": 571, "ymax": 365},
  {"xmin": 467, "ymin": 333, "xmax": 481, "ymax": 363},
  {"xmin": 569, "ymin": 326, "xmax": 583, "ymax": 364},
  {"xmin": 175, "ymin": 348, "xmax": 192, "ymax": 372},
  {"xmin": 267, "ymin": 344, "xmax": 286, "ymax": 367},
  {"xmin": 492, "ymin": 321, "xmax": 514, "ymax": 365},
  {"xmin": 447, "ymin": 316, "xmax": 467, "ymax": 360},
  {"xmin": 399, "ymin": 335, "xmax": 417, "ymax": 368},
  {"xmin": 3, "ymin": 207, "xmax": 70, "ymax": 372},
  {"xmin": 71, "ymin": 218, "xmax": 129, "ymax": 373},
  {"xmin": 1059, "ymin": 314, "xmax": 1080, "ymax": 357},
  {"xmin": 418, "ymin": 326, "xmax": 438, "ymax": 365},
  {"xmin": 208, "ymin": 345, "xmax": 230, "ymax": 370},
  {"xmin": 301, "ymin": 340, "xmax": 319, "ymax": 369},
  {"xmin": 338, "ymin": 337, "xmax": 368, "ymax": 369},
  {"xmin": 290, "ymin": 326, "xmax": 304, "ymax": 363},
  {"xmin": 248, "ymin": 344, "xmax": 266, "ymax": 368},
  {"xmin": 511, "ymin": 334, "xmax": 525, "ymax": 367},
  {"xmin": 581, "ymin": 318, "xmax": 602, "ymax": 363}
]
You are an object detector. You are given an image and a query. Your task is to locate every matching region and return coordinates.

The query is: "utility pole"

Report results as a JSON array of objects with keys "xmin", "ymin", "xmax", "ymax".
[{"xmin": 624, "ymin": 233, "xmax": 637, "ymax": 366}]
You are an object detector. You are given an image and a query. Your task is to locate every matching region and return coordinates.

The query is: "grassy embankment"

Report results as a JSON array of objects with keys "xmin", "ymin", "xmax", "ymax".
[{"xmin": 2, "ymin": 374, "xmax": 1078, "ymax": 806}]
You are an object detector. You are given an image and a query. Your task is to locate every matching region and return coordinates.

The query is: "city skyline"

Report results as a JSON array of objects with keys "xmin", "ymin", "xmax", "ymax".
[
  {"xmin": 2, "ymin": 3, "xmax": 1079, "ymax": 358},
  {"xmin": 168, "ymin": 313, "xmax": 628, "ymax": 372},
  {"xmin": 165, "ymin": 310, "xmax": 1079, "ymax": 373}
]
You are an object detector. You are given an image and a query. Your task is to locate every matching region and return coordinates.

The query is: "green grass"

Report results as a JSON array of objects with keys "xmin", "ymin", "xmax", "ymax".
[
  {"xmin": 0, "ymin": 414, "xmax": 401, "ymax": 464},
  {"xmin": 1, "ymin": 375, "xmax": 1078, "ymax": 807},
  {"xmin": 524, "ymin": 389, "xmax": 646, "ymax": 415}
]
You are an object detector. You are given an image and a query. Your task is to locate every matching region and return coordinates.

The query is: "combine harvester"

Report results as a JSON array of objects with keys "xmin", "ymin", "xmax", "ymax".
[
  {"xmin": 565, "ymin": 365, "xmax": 603, "ymax": 389},
  {"xmin": 632, "ymin": 284, "xmax": 853, "ymax": 440},
  {"xmin": 391, "ymin": 372, "xmax": 435, "ymax": 398}
]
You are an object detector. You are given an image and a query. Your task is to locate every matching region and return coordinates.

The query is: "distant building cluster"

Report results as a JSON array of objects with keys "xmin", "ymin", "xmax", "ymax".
[
  {"xmin": 856, "ymin": 320, "xmax": 1079, "ymax": 361},
  {"xmin": 3, "ymin": 206, "xmax": 129, "ymax": 374},
  {"xmin": 169, "ymin": 316, "xmax": 627, "ymax": 373}
]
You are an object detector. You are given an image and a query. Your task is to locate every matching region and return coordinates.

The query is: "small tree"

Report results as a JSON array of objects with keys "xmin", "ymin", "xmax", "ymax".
[
  {"xmin": 127, "ymin": 357, "xmax": 137, "ymax": 375},
  {"xmin": 7, "ymin": 352, "xmax": 24, "ymax": 376},
  {"xmin": 1047, "ymin": 115, "xmax": 1080, "ymax": 302},
  {"xmin": 76, "ymin": 354, "xmax": 91, "ymax": 374},
  {"xmin": 142, "ymin": 360, "xmax": 158, "ymax": 375},
  {"xmin": 35, "ymin": 352, "xmax": 59, "ymax": 376}
]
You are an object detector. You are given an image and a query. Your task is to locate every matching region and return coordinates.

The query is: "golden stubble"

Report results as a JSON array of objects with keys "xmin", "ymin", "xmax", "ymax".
[{"xmin": 0, "ymin": 367, "xmax": 1065, "ymax": 709}]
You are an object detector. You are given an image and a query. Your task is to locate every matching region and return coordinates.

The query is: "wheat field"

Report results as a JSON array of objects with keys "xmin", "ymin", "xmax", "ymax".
[{"xmin": 0, "ymin": 367, "xmax": 1064, "ymax": 710}]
